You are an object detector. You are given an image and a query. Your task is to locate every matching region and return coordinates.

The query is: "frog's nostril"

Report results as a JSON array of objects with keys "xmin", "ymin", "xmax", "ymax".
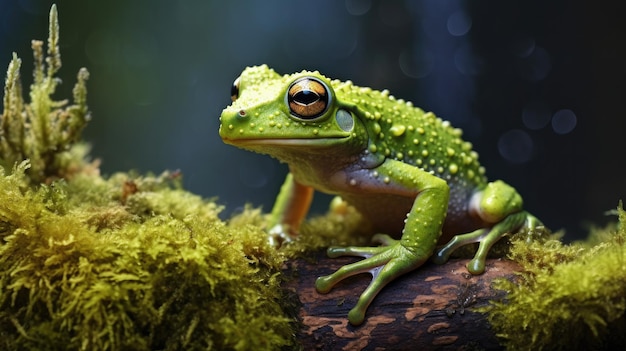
[{"xmin": 238, "ymin": 109, "xmax": 247, "ymax": 117}]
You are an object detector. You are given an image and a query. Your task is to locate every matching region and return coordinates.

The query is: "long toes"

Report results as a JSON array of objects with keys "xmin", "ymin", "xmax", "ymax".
[
  {"xmin": 347, "ymin": 259, "xmax": 413, "ymax": 325},
  {"xmin": 315, "ymin": 254, "xmax": 391, "ymax": 293}
]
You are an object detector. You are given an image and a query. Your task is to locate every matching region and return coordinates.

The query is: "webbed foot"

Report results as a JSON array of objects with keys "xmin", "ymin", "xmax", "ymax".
[
  {"xmin": 267, "ymin": 224, "xmax": 294, "ymax": 247},
  {"xmin": 315, "ymin": 234, "xmax": 428, "ymax": 325},
  {"xmin": 432, "ymin": 211, "xmax": 542, "ymax": 274}
]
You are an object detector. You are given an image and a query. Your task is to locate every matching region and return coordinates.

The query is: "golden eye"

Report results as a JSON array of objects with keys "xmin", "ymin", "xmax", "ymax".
[
  {"xmin": 287, "ymin": 77, "xmax": 329, "ymax": 119},
  {"xmin": 230, "ymin": 76, "xmax": 240, "ymax": 102}
]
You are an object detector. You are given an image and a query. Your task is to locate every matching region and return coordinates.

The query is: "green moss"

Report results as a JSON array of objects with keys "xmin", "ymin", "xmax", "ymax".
[
  {"xmin": 0, "ymin": 163, "xmax": 294, "ymax": 350},
  {"xmin": 484, "ymin": 204, "xmax": 626, "ymax": 350},
  {"xmin": 0, "ymin": 5, "xmax": 296, "ymax": 350},
  {"xmin": 4, "ymin": 5, "xmax": 626, "ymax": 351},
  {"xmin": 1, "ymin": 4, "xmax": 90, "ymax": 184}
]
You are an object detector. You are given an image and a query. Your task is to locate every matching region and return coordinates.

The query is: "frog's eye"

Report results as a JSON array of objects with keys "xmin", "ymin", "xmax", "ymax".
[
  {"xmin": 230, "ymin": 76, "xmax": 241, "ymax": 102},
  {"xmin": 287, "ymin": 77, "xmax": 330, "ymax": 119}
]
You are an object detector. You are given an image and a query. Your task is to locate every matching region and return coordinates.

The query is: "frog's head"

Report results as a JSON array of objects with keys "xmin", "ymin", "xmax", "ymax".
[{"xmin": 219, "ymin": 65, "xmax": 366, "ymax": 159}]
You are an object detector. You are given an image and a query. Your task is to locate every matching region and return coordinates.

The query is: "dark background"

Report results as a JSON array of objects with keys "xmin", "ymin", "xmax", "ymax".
[{"xmin": 1, "ymin": 0, "xmax": 624, "ymax": 240}]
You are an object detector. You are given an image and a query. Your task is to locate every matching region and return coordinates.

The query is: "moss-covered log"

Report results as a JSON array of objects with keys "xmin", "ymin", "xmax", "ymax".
[{"xmin": 285, "ymin": 252, "xmax": 517, "ymax": 350}]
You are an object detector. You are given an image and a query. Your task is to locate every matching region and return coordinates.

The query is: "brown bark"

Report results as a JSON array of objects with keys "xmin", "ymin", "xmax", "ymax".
[{"xmin": 284, "ymin": 251, "xmax": 518, "ymax": 350}]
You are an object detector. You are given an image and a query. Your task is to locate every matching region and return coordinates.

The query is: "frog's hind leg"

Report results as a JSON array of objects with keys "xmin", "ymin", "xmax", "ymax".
[{"xmin": 433, "ymin": 211, "xmax": 538, "ymax": 274}]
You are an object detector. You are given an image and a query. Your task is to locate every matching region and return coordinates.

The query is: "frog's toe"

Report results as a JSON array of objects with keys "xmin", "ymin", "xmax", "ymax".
[
  {"xmin": 326, "ymin": 245, "xmax": 386, "ymax": 259},
  {"xmin": 346, "ymin": 256, "xmax": 421, "ymax": 325},
  {"xmin": 433, "ymin": 228, "xmax": 486, "ymax": 265},
  {"xmin": 467, "ymin": 257, "xmax": 486, "ymax": 275},
  {"xmin": 435, "ymin": 211, "xmax": 533, "ymax": 273},
  {"xmin": 326, "ymin": 235, "xmax": 397, "ymax": 258},
  {"xmin": 267, "ymin": 224, "xmax": 297, "ymax": 248},
  {"xmin": 315, "ymin": 252, "xmax": 390, "ymax": 293},
  {"xmin": 348, "ymin": 306, "xmax": 366, "ymax": 326}
]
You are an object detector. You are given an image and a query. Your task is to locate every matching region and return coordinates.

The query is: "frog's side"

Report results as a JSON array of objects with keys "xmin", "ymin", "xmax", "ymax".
[{"xmin": 219, "ymin": 65, "xmax": 542, "ymax": 325}]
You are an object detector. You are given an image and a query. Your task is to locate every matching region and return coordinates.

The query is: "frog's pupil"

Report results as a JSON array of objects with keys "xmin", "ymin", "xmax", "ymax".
[{"xmin": 293, "ymin": 90, "xmax": 320, "ymax": 105}]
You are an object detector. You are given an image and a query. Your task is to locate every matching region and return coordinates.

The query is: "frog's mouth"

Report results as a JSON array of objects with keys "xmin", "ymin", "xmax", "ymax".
[{"xmin": 224, "ymin": 137, "xmax": 349, "ymax": 147}]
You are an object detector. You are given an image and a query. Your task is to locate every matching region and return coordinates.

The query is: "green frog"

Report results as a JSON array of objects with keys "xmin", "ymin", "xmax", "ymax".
[{"xmin": 219, "ymin": 65, "xmax": 542, "ymax": 325}]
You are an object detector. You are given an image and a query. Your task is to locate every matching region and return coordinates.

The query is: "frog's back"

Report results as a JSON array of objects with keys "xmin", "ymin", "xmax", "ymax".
[
  {"xmin": 333, "ymin": 81, "xmax": 486, "ymax": 187},
  {"xmin": 331, "ymin": 80, "xmax": 489, "ymax": 236}
]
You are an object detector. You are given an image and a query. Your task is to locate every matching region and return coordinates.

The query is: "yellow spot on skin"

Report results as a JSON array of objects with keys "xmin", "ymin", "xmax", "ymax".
[
  {"xmin": 228, "ymin": 124, "xmax": 234, "ymax": 130},
  {"xmin": 258, "ymin": 127, "xmax": 264, "ymax": 132},
  {"xmin": 467, "ymin": 169, "xmax": 475, "ymax": 179},
  {"xmin": 373, "ymin": 123, "xmax": 382, "ymax": 135},
  {"xmin": 390, "ymin": 125, "xmax": 407, "ymax": 137},
  {"xmin": 446, "ymin": 147, "xmax": 455, "ymax": 156},
  {"xmin": 417, "ymin": 127, "xmax": 425, "ymax": 134},
  {"xmin": 449, "ymin": 163, "xmax": 459, "ymax": 174},
  {"xmin": 396, "ymin": 152, "xmax": 403, "ymax": 159},
  {"xmin": 383, "ymin": 177, "xmax": 390, "ymax": 184},
  {"xmin": 369, "ymin": 144, "xmax": 378, "ymax": 153},
  {"xmin": 413, "ymin": 139, "xmax": 419, "ymax": 145},
  {"xmin": 422, "ymin": 150, "xmax": 429, "ymax": 157},
  {"xmin": 313, "ymin": 129, "xmax": 319, "ymax": 135}
]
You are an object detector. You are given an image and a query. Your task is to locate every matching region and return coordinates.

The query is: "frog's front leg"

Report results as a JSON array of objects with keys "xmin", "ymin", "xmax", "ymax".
[
  {"xmin": 433, "ymin": 180, "xmax": 543, "ymax": 273},
  {"xmin": 267, "ymin": 173, "xmax": 314, "ymax": 247},
  {"xmin": 315, "ymin": 160, "xmax": 449, "ymax": 325}
]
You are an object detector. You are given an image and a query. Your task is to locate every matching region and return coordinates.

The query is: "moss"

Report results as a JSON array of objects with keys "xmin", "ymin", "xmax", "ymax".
[
  {"xmin": 0, "ymin": 5, "xmax": 297, "ymax": 350},
  {"xmin": 4, "ymin": 5, "xmax": 626, "ymax": 351},
  {"xmin": 483, "ymin": 204, "xmax": 626, "ymax": 350},
  {"xmin": 1, "ymin": 5, "xmax": 91, "ymax": 184},
  {"xmin": 0, "ymin": 162, "xmax": 295, "ymax": 350}
]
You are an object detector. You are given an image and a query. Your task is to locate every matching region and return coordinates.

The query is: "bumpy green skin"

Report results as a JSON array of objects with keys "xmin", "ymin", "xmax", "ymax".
[{"xmin": 220, "ymin": 65, "xmax": 541, "ymax": 325}]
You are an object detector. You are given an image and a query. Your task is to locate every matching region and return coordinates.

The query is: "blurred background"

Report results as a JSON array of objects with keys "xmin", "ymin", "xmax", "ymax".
[{"xmin": 1, "ymin": 0, "xmax": 624, "ymax": 240}]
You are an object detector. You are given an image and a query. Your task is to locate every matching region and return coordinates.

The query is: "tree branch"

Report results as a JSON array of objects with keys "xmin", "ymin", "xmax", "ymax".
[{"xmin": 284, "ymin": 252, "xmax": 517, "ymax": 350}]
